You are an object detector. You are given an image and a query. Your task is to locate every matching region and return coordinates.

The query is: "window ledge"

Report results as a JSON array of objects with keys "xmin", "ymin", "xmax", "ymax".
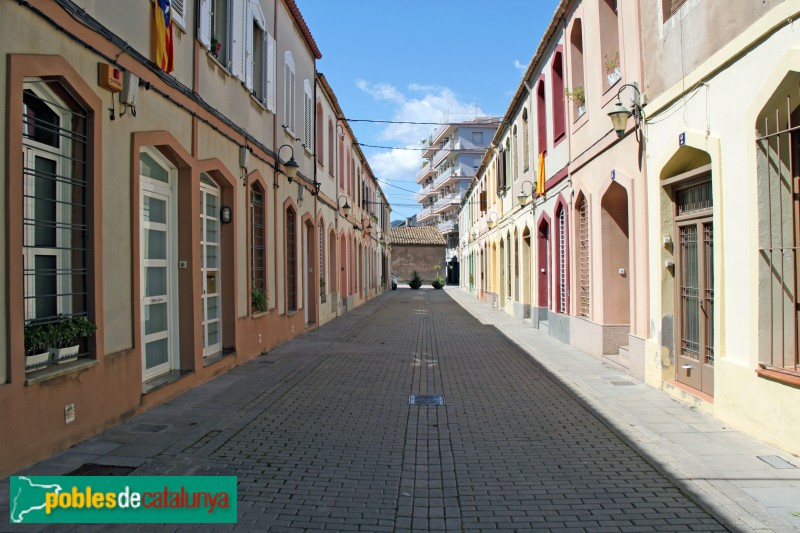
[
  {"xmin": 204, "ymin": 49, "xmax": 232, "ymax": 76},
  {"xmin": 756, "ymin": 366, "xmax": 800, "ymax": 388},
  {"xmin": 203, "ymin": 348, "xmax": 236, "ymax": 368},
  {"xmin": 25, "ymin": 359, "xmax": 98, "ymax": 386},
  {"xmin": 251, "ymin": 310, "xmax": 269, "ymax": 319},
  {"xmin": 248, "ymin": 93, "xmax": 269, "ymax": 112},
  {"xmin": 142, "ymin": 369, "xmax": 194, "ymax": 395}
]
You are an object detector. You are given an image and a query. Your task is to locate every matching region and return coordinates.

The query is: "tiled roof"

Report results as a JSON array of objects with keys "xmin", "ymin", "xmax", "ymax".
[
  {"xmin": 389, "ymin": 226, "xmax": 446, "ymax": 246},
  {"xmin": 284, "ymin": 0, "xmax": 322, "ymax": 60}
]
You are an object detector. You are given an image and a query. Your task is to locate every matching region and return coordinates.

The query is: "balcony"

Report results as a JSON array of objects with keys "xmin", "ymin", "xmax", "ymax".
[
  {"xmin": 417, "ymin": 206, "xmax": 436, "ymax": 222},
  {"xmin": 431, "ymin": 163, "xmax": 474, "ymax": 192},
  {"xmin": 433, "ymin": 194, "xmax": 461, "ymax": 214},
  {"xmin": 415, "ymin": 164, "xmax": 436, "ymax": 184},
  {"xmin": 431, "ymin": 139, "xmax": 461, "ymax": 168},
  {"xmin": 438, "ymin": 220, "xmax": 457, "ymax": 234},
  {"xmin": 415, "ymin": 183, "xmax": 434, "ymax": 202}
]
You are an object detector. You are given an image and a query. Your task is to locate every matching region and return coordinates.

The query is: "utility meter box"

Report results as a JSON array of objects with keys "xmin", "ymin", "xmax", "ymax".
[{"xmin": 120, "ymin": 71, "xmax": 139, "ymax": 107}]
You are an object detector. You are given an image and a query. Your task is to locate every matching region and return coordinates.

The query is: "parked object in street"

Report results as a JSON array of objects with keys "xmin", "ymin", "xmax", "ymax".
[{"xmin": 391, "ymin": 273, "xmax": 398, "ymax": 290}]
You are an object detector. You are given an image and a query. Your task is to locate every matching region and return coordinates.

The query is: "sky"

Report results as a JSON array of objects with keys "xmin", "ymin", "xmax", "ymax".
[{"xmin": 294, "ymin": 0, "xmax": 562, "ymax": 220}]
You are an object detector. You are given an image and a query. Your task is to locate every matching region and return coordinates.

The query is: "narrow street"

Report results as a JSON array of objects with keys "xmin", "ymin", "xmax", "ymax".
[{"xmin": 3, "ymin": 287, "xmax": 732, "ymax": 532}]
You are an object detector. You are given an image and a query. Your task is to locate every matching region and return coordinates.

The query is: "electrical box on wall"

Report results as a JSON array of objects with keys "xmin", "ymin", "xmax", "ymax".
[
  {"xmin": 239, "ymin": 146, "xmax": 249, "ymax": 169},
  {"xmin": 98, "ymin": 63, "xmax": 122, "ymax": 93},
  {"xmin": 120, "ymin": 71, "xmax": 139, "ymax": 106}
]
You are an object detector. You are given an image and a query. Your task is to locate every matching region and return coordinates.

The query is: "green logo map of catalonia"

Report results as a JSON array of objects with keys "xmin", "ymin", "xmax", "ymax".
[{"xmin": 10, "ymin": 476, "xmax": 63, "ymax": 523}]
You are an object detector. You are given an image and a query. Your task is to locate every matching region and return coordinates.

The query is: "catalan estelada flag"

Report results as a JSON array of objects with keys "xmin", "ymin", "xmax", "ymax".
[
  {"xmin": 536, "ymin": 152, "xmax": 546, "ymax": 196},
  {"xmin": 153, "ymin": 0, "xmax": 174, "ymax": 73}
]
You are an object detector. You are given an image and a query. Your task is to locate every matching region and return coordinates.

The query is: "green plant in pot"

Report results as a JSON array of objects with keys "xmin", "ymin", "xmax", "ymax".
[
  {"xmin": 24, "ymin": 323, "xmax": 53, "ymax": 372},
  {"xmin": 409, "ymin": 270, "xmax": 423, "ymax": 290},
  {"xmin": 48, "ymin": 316, "xmax": 96, "ymax": 364},
  {"xmin": 319, "ymin": 276, "xmax": 327, "ymax": 303},
  {"xmin": 251, "ymin": 287, "xmax": 268, "ymax": 313},
  {"xmin": 432, "ymin": 265, "xmax": 445, "ymax": 290}
]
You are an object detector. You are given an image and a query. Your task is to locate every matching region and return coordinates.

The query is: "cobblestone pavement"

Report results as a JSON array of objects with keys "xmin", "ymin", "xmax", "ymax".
[{"xmin": 5, "ymin": 288, "xmax": 731, "ymax": 532}]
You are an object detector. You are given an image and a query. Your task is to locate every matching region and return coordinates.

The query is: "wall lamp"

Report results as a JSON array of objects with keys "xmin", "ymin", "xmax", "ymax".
[
  {"xmin": 487, "ymin": 212, "xmax": 498, "ymax": 229},
  {"xmin": 338, "ymin": 195, "xmax": 351, "ymax": 217},
  {"xmin": 607, "ymin": 82, "xmax": 644, "ymax": 141},
  {"xmin": 518, "ymin": 180, "xmax": 534, "ymax": 206},
  {"xmin": 277, "ymin": 144, "xmax": 299, "ymax": 183}
]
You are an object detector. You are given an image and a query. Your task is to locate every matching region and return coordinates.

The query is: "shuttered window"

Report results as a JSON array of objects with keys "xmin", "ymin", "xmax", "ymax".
[
  {"xmin": 284, "ymin": 52, "xmax": 296, "ymax": 134},
  {"xmin": 250, "ymin": 183, "xmax": 265, "ymax": 304},
  {"xmin": 245, "ymin": 0, "xmax": 266, "ymax": 99},
  {"xmin": 171, "ymin": 0, "xmax": 185, "ymax": 29},
  {"xmin": 662, "ymin": 0, "xmax": 688, "ymax": 21},
  {"xmin": 266, "ymin": 34, "xmax": 276, "ymax": 112},
  {"xmin": 557, "ymin": 206, "xmax": 567, "ymax": 314},
  {"xmin": 287, "ymin": 206, "xmax": 297, "ymax": 311},
  {"xmin": 303, "ymin": 79, "xmax": 313, "ymax": 152},
  {"xmin": 577, "ymin": 196, "xmax": 590, "ymax": 317}
]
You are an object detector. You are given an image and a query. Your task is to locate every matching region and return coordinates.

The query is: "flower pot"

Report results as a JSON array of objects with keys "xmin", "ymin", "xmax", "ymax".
[
  {"xmin": 25, "ymin": 351, "xmax": 50, "ymax": 372},
  {"xmin": 577, "ymin": 104, "xmax": 586, "ymax": 117},
  {"xmin": 51, "ymin": 345, "xmax": 80, "ymax": 364},
  {"xmin": 607, "ymin": 67, "xmax": 621, "ymax": 86}
]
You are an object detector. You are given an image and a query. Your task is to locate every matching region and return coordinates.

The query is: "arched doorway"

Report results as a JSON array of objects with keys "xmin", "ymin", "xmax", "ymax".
[
  {"xmin": 304, "ymin": 220, "xmax": 316, "ymax": 325},
  {"xmin": 601, "ymin": 182, "xmax": 629, "ymax": 324},
  {"xmin": 537, "ymin": 218, "xmax": 550, "ymax": 310},
  {"xmin": 522, "ymin": 226, "xmax": 531, "ymax": 317}
]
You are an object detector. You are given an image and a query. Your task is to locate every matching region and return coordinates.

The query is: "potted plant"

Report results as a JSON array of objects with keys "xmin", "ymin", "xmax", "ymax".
[
  {"xmin": 320, "ymin": 276, "xmax": 327, "ymax": 303},
  {"xmin": 604, "ymin": 51, "xmax": 621, "ymax": 85},
  {"xmin": 251, "ymin": 287, "xmax": 267, "ymax": 313},
  {"xmin": 431, "ymin": 265, "xmax": 445, "ymax": 290},
  {"xmin": 24, "ymin": 323, "xmax": 52, "ymax": 372},
  {"xmin": 564, "ymin": 85, "xmax": 586, "ymax": 117},
  {"xmin": 409, "ymin": 270, "xmax": 423, "ymax": 290},
  {"xmin": 49, "ymin": 316, "xmax": 96, "ymax": 364},
  {"xmin": 210, "ymin": 36, "xmax": 222, "ymax": 59}
]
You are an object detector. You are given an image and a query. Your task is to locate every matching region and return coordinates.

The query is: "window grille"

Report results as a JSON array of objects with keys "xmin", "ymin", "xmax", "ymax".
[
  {"xmin": 676, "ymin": 181, "xmax": 712, "ymax": 215},
  {"xmin": 578, "ymin": 197, "xmax": 590, "ymax": 317},
  {"xmin": 250, "ymin": 184, "xmax": 265, "ymax": 294},
  {"xmin": 22, "ymin": 82, "xmax": 89, "ymax": 334},
  {"xmin": 679, "ymin": 225, "xmax": 700, "ymax": 356},
  {"xmin": 757, "ymin": 82, "xmax": 800, "ymax": 374},
  {"xmin": 319, "ymin": 224, "xmax": 325, "ymax": 290},
  {"xmin": 558, "ymin": 208, "xmax": 567, "ymax": 314}
]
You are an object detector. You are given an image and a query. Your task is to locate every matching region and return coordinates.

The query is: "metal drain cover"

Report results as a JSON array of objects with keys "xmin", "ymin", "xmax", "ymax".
[
  {"xmin": 67, "ymin": 464, "xmax": 136, "ymax": 476},
  {"xmin": 130, "ymin": 423, "xmax": 169, "ymax": 433},
  {"xmin": 611, "ymin": 380, "xmax": 636, "ymax": 386},
  {"xmin": 409, "ymin": 394, "xmax": 444, "ymax": 406}
]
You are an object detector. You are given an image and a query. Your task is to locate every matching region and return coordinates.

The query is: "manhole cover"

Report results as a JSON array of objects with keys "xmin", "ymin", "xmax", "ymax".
[
  {"xmin": 611, "ymin": 380, "xmax": 636, "ymax": 386},
  {"xmin": 67, "ymin": 464, "xmax": 136, "ymax": 476},
  {"xmin": 409, "ymin": 394, "xmax": 444, "ymax": 406},
  {"xmin": 130, "ymin": 423, "xmax": 169, "ymax": 433}
]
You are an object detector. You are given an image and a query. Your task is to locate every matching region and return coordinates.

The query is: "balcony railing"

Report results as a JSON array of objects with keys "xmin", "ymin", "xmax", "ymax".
[
  {"xmin": 415, "ymin": 183, "xmax": 434, "ymax": 202},
  {"xmin": 417, "ymin": 206, "xmax": 436, "ymax": 222},
  {"xmin": 415, "ymin": 164, "xmax": 435, "ymax": 184},
  {"xmin": 438, "ymin": 220, "xmax": 457, "ymax": 233},
  {"xmin": 431, "ymin": 139, "xmax": 460, "ymax": 168},
  {"xmin": 433, "ymin": 194, "xmax": 462, "ymax": 213}
]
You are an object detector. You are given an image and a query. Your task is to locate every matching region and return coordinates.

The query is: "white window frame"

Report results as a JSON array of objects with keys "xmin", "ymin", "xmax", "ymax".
[
  {"xmin": 245, "ymin": 0, "xmax": 267, "ymax": 98},
  {"xmin": 303, "ymin": 79, "xmax": 313, "ymax": 153},
  {"xmin": 284, "ymin": 51, "xmax": 296, "ymax": 134}
]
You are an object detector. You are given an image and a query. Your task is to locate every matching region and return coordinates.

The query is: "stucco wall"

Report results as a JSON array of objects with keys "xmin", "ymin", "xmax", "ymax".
[{"xmin": 391, "ymin": 245, "xmax": 445, "ymax": 283}]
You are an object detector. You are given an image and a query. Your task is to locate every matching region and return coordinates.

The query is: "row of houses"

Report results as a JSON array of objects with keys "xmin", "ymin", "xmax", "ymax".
[
  {"xmin": 0, "ymin": 0, "xmax": 390, "ymax": 476},
  {"xmin": 459, "ymin": 0, "xmax": 800, "ymax": 455}
]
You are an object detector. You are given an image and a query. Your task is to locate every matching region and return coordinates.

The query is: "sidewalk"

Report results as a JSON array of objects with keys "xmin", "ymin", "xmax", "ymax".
[{"xmin": 446, "ymin": 286, "xmax": 800, "ymax": 532}]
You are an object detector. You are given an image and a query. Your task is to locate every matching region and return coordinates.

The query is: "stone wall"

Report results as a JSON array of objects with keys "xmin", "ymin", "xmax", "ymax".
[{"xmin": 391, "ymin": 245, "xmax": 446, "ymax": 283}]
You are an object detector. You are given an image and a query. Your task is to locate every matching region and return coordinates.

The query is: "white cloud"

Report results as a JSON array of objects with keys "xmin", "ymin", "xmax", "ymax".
[
  {"xmin": 513, "ymin": 59, "xmax": 527, "ymax": 72},
  {"xmin": 354, "ymin": 79, "xmax": 405, "ymax": 104},
  {"xmin": 354, "ymin": 80, "xmax": 485, "ymax": 203}
]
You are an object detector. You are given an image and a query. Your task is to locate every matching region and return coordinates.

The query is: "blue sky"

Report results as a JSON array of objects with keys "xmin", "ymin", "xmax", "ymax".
[{"xmin": 295, "ymin": 0, "xmax": 561, "ymax": 219}]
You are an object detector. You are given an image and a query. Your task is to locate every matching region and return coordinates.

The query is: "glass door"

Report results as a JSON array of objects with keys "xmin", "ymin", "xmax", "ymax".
[
  {"xmin": 200, "ymin": 177, "xmax": 221, "ymax": 357},
  {"xmin": 141, "ymin": 185, "xmax": 172, "ymax": 379}
]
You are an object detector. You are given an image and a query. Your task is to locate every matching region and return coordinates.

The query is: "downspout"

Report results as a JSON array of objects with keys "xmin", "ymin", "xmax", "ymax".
[
  {"xmin": 313, "ymin": 69, "xmax": 319, "ymax": 325},
  {"xmin": 272, "ymin": 0, "xmax": 279, "ymax": 313}
]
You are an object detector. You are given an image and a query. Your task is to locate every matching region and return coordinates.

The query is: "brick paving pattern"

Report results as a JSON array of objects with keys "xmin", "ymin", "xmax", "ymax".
[{"xmin": 27, "ymin": 289, "xmax": 728, "ymax": 532}]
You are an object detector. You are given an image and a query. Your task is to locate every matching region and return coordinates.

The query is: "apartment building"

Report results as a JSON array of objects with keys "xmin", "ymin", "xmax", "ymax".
[
  {"xmin": 416, "ymin": 118, "xmax": 499, "ymax": 264},
  {"xmin": 0, "ymin": 0, "xmax": 389, "ymax": 476}
]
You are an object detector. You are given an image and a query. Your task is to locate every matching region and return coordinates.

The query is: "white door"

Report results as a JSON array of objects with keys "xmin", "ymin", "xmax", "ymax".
[
  {"xmin": 141, "ymin": 184, "xmax": 173, "ymax": 380},
  {"xmin": 303, "ymin": 228, "xmax": 309, "ymax": 324},
  {"xmin": 200, "ymin": 177, "xmax": 221, "ymax": 357}
]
